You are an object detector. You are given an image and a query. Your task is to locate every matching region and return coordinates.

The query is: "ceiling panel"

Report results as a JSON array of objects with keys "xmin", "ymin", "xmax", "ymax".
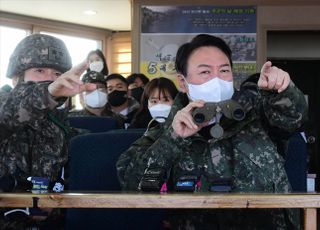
[{"xmin": 0, "ymin": 0, "xmax": 131, "ymax": 31}]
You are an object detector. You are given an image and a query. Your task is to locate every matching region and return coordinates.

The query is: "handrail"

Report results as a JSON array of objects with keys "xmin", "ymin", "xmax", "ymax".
[
  {"xmin": 0, "ymin": 192, "xmax": 318, "ymax": 208},
  {"xmin": 0, "ymin": 192, "xmax": 318, "ymax": 230}
]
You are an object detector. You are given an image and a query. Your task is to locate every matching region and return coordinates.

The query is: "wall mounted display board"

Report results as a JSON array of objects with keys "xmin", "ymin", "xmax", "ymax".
[{"xmin": 140, "ymin": 5, "xmax": 257, "ymax": 88}]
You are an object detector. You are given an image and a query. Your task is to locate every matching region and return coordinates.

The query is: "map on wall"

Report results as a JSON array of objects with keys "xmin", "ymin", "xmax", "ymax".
[{"xmin": 140, "ymin": 5, "xmax": 257, "ymax": 88}]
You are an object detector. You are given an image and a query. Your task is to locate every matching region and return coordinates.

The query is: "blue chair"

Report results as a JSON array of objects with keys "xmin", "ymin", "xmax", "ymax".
[
  {"xmin": 68, "ymin": 130, "xmax": 144, "ymax": 191},
  {"xmin": 66, "ymin": 129, "xmax": 164, "ymax": 230},
  {"xmin": 68, "ymin": 116, "xmax": 119, "ymax": 133},
  {"xmin": 285, "ymin": 132, "xmax": 308, "ymax": 192}
]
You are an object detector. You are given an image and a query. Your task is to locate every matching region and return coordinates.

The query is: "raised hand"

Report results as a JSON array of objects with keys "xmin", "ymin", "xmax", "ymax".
[
  {"xmin": 258, "ymin": 61, "xmax": 291, "ymax": 93},
  {"xmin": 48, "ymin": 61, "xmax": 97, "ymax": 98},
  {"xmin": 172, "ymin": 100, "xmax": 205, "ymax": 138}
]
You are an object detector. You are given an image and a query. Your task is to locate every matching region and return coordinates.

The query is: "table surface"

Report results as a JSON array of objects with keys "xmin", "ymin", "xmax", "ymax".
[{"xmin": 0, "ymin": 192, "xmax": 319, "ymax": 209}]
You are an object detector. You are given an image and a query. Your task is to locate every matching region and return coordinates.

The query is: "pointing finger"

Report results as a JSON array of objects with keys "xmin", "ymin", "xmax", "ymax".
[
  {"xmin": 258, "ymin": 61, "xmax": 272, "ymax": 89},
  {"xmin": 261, "ymin": 61, "xmax": 272, "ymax": 74},
  {"xmin": 73, "ymin": 60, "xmax": 89, "ymax": 76}
]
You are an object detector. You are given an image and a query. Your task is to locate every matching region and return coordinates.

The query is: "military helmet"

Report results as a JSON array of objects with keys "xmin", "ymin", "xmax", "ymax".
[
  {"xmin": 6, "ymin": 33, "xmax": 72, "ymax": 79},
  {"xmin": 82, "ymin": 71, "xmax": 107, "ymax": 84}
]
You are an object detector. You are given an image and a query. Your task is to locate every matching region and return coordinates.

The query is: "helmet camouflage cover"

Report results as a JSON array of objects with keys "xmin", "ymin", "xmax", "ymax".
[
  {"xmin": 6, "ymin": 33, "xmax": 72, "ymax": 78},
  {"xmin": 82, "ymin": 71, "xmax": 107, "ymax": 84}
]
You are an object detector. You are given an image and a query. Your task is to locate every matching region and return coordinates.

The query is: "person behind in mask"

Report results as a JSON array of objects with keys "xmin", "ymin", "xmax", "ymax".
[
  {"xmin": 126, "ymin": 73, "xmax": 150, "ymax": 103},
  {"xmin": 117, "ymin": 34, "xmax": 308, "ymax": 229},
  {"xmin": 69, "ymin": 71, "xmax": 108, "ymax": 117},
  {"xmin": 86, "ymin": 49, "xmax": 109, "ymax": 76},
  {"xmin": 0, "ymin": 33, "xmax": 96, "ymax": 229},
  {"xmin": 105, "ymin": 73, "xmax": 140, "ymax": 128},
  {"xmin": 129, "ymin": 77, "xmax": 178, "ymax": 129}
]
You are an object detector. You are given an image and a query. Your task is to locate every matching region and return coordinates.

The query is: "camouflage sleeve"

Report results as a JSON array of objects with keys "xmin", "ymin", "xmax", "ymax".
[
  {"xmin": 117, "ymin": 125, "xmax": 191, "ymax": 191},
  {"xmin": 0, "ymin": 82, "xmax": 59, "ymax": 139},
  {"xmin": 116, "ymin": 128, "xmax": 160, "ymax": 190},
  {"xmin": 260, "ymin": 81, "xmax": 308, "ymax": 133}
]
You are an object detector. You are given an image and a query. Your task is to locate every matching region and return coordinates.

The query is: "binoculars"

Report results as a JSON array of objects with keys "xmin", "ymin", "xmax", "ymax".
[{"xmin": 192, "ymin": 99, "xmax": 245, "ymax": 125}]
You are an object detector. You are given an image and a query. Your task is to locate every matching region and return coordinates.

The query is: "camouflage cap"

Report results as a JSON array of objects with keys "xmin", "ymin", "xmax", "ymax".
[
  {"xmin": 6, "ymin": 33, "xmax": 72, "ymax": 78},
  {"xmin": 82, "ymin": 71, "xmax": 107, "ymax": 84}
]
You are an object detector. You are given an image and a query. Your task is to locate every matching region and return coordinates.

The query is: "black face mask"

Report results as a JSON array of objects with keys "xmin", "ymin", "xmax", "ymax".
[
  {"xmin": 130, "ymin": 87, "xmax": 144, "ymax": 103},
  {"xmin": 108, "ymin": 90, "xmax": 127, "ymax": 107}
]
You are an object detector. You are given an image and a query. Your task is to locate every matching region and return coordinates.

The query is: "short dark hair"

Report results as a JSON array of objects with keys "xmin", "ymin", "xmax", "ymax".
[
  {"xmin": 126, "ymin": 73, "xmax": 150, "ymax": 86},
  {"xmin": 106, "ymin": 73, "xmax": 128, "ymax": 86},
  {"xmin": 130, "ymin": 77, "xmax": 178, "ymax": 128},
  {"xmin": 142, "ymin": 77, "xmax": 178, "ymax": 105},
  {"xmin": 137, "ymin": 77, "xmax": 178, "ymax": 115},
  {"xmin": 87, "ymin": 49, "xmax": 109, "ymax": 76},
  {"xmin": 175, "ymin": 34, "xmax": 233, "ymax": 77}
]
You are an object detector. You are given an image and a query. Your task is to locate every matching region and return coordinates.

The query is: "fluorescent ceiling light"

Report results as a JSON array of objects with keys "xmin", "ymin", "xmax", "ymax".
[{"xmin": 83, "ymin": 10, "xmax": 97, "ymax": 15}]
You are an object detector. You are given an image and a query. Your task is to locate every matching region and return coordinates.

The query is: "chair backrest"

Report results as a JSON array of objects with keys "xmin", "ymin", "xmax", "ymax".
[
  {"xmin": 68, "ymin": 129, "xmax": 144, "ymax": 191},
  {"xmin": 285, "ymin": 132, "xmax": 308, "ymax": 192},
  {"xmin": 68, "ymin": 116, "xmax": 119, "ymax": 133},
  {"xmin": 66, "ymin": 129, "xmax": 164, "ymax": 230}
]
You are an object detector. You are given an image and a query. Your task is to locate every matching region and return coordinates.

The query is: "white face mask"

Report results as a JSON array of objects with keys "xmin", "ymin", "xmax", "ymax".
[
  {"xmin": 187, "ymin": 77, "xmax": 234, "ymax": 102},
  {"xmin": 89, "ymin": 61, "xmax": 104, "ymax": 73},
  {"xmin": 84, "ymin": 90, "xmax": 107, "ymax": 108},
  {"xmin": 148, "ymin": 103, "xmax": 172, "ymax": 123}
]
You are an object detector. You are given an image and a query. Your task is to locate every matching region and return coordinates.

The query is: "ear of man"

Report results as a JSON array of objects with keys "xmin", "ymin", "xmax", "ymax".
[
  {"xmin": 176, "ymin": 74, "xmax": 188, "ymax": 93},
  {"xmin": 12, "ymin": 76, "xmax": 21, "ymax": 87}
]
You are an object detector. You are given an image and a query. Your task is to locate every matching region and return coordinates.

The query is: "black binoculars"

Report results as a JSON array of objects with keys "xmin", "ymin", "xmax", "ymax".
[{"xmin": 192, "ymin": 99, "xmax": 245, "ymax": 125}]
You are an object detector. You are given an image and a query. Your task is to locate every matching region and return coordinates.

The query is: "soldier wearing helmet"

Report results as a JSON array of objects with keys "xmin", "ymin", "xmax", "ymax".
[
  {"xmin": 69, "ymin": 71, "xmax": 109, "ymax": 117},
  {"xmin": 0, "ymin": 33, "xmax": 96, "ymax": 229},
  {"xmin": 68, "ymin": 71, "xmax": 131, "ymax": 129}
]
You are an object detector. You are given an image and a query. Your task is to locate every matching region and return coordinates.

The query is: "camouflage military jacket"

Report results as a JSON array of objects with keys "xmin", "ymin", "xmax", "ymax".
[
  {"xmin": 0, "ymin": 81, "xmax": 69, "ymax": 188},
  {"xmin": 117, "ymin": 124, "xmax": 164, "ymax": 189},
  {"xmin": 117, "ymin": 76, "xmax": 307, "ymax": 229},
  {"xmin": 118, "ymin": 77, "xmax": 307, "ymax": 191}
]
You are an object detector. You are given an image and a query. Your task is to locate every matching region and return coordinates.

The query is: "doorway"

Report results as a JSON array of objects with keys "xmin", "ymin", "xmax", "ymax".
[{"xmin": 267, "ymin": 31, "xmax": 320, "ymax": 190}]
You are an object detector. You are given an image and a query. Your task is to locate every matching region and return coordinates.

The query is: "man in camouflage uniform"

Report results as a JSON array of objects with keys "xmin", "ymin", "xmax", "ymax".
[
  {"xmin": 117, "ymin": 34, "xmax": 308, "ymax": 229},
  {"xmin": 0, "ymin": 33, "xmax": 96, "ymax": 229}
]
